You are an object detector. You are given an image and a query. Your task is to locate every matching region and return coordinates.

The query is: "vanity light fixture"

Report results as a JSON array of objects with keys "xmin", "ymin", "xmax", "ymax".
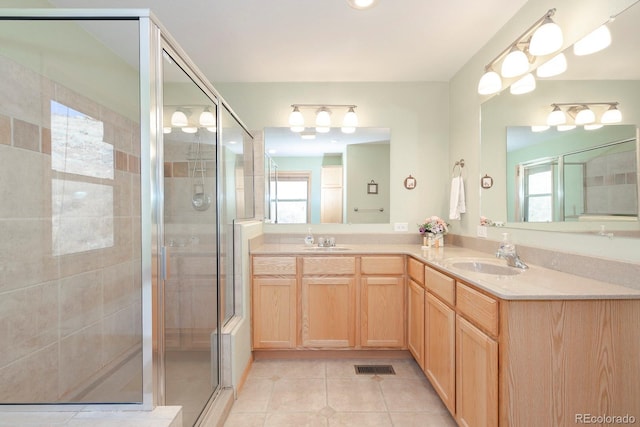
[
  {"xmin": 477, "ymin": 8, "xmax": 563, "ymax": 95},
  {"xmin": 167, "ymin": 105, "xmax": 217, "ymax": 133},
  {"xmin": 573, "ymin": 24, "xmax": 611, "ymax": 56},
  {"xmin": 288, "ymin": 104, "xmax": 358, "ymax": 134},
  {"xmin": 171, "ymin": 109, "xmax": 188, "ymax": 127},
  {"xmin": 510, "ymin": 73, "xmax": 536, "ymax": 95},
  {"xmin": 535, "ymin": 52, "xmax": 567, "ymax": 78},
  {"xmin": 546, "ymin": 102, "xmax": 622, "ymax": 128}
]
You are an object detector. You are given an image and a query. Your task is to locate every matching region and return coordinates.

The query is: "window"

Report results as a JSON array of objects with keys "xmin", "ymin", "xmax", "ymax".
[
  {"xmin": 523, "ymin": 164, "xmax": 553, "ymax": 222},
  {"xmin": 271, "ymin": 171, "xmax": 311, "ymax": 223}
]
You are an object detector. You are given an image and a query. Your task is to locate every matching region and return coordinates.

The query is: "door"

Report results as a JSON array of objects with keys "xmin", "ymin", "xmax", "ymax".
[{"xmin": 160, "ymin": 48, "xmax": 220, "ymax": 427}]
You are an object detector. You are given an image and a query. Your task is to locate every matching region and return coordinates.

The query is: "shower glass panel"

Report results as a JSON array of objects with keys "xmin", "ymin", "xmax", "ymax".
[
  {"xmin": 0, "ymin": 17, "xmax": 143, "ymax": 403},
  {"xmin": 162, "ymin": 50, "xmax": 219, "ymax": 426}
]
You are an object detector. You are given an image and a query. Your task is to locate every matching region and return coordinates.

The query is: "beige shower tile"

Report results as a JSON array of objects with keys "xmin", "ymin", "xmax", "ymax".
[
  {"xmin": 0, "ymin": 114, "xmax": 9, "ymax": 146},
  {"xmin": 103, "ymin": 307, "xmax": 138, "ymax": 363},
  {"xmin": 327, "ymin": 378, "xmax": 385, "ymax": 412},
  {"xmin": 13, "ymin": 118, "xmax": 40, "ymax": 152},
  {"xmin": 379, "ymin": 377, "xmax": 448, "ymax": 413},
  {"xmin": 59, "ymin": 323, "xmax": 104, "ymax": 398},
  {"xmin": 328, "ymin": 412, "xmax": 392, "ymax": 426},
  {"xmin": 0, "ymin": 344, "xmax": 59, "ymax": 403},
  {"xmin": 103, "ymin": 261, "xmax": 135, "ymax": 316},
  {"xmin": 268, "ymin": 378, "xmax": 327, "ymax": 412},
  {"xmin": 59, "ymin": 270, "xmax": 103, "ymax": 337}
]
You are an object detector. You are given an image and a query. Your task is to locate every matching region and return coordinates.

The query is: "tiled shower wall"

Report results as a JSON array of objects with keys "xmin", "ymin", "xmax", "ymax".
[
  {"xmin": 0, "ymin": 54, "xmax": 142, "ymax": 403},
  {"xmin": 586, "ymin": 150, "xmax": 638, "ymax": 215}
]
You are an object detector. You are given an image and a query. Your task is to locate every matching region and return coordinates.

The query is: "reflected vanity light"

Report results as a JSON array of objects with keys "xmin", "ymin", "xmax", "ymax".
[
  {"xmin": 167, "ymin": 105, "xmax": 217, "ymax": 132},
  {"xmin": 288, "ymin": 104, "xmax": 358, "ymax": 134},
  {"xmin": 557, "ymin": 124, "xmax": 576, "ymax": 132},
  {"xmin": 171, "ymin": 110, "xmax": 188, "ymax": 127},
  {"xmin": 547, "ymin": 102, "xmax": 621, "ymax": 127},
  {"xmin": 478, "ymin": 8, "xmax": 563, "ymax": 95},
  {"xmin": 584, "ymin": 123, "xmax": 603, "ymax": 130},
  {"xmin": 535, "ymin": 52, "xmax": 567, "ymax": 78},
  {"xmin": 510, "ymin": 73, "xmax": 536, "ymax": 95},
  {"xmin": 531, "ymin": 125, "xmax": 550, "ymax": 132},
  {"xmin": 347, "ymin": 0, "xmax": 378, "ymax": 10}
]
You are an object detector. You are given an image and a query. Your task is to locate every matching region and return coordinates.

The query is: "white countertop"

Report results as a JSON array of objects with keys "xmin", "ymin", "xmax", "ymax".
[{"xmin": 251, "ymin": 243, "xmax": 640, "ymax": 300}]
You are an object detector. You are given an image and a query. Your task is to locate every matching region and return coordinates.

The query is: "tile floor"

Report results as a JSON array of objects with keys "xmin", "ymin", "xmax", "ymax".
[{"xmin": 224, "ymin": 357, "xmax": 457, "ymax": 427}]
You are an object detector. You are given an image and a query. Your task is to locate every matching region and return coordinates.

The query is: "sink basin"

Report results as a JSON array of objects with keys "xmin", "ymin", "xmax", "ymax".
[
  {"xmin": 444, "ymin": 258, "xmax": 522, "ymax": 276},
  {"xmin": 303, "ymin": 246, "xmax": 352, "ymax": 251}
]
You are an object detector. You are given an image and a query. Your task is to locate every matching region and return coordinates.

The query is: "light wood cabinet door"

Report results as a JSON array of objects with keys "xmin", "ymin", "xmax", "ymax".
[
  {"xmin": 456, "ymin": 315, "xmax": 498, "ymax": 427},
  {"xmin": 252, "ymin": 277, "xmax": 297, "ymax": 349},
  {"xmin": 425, "ymin": 293, "xmax": 455, "ymax": 414},
  {"xmin": 407, "ymin": 279, "xmax": 425, "ymax": 368},
  {"xmin": 302, "ymin": 277, "xmax": 355, "ymax": 348},
  {"xmin": 360, "ymin": 276, "xmax": 405, "ymax": 348}
]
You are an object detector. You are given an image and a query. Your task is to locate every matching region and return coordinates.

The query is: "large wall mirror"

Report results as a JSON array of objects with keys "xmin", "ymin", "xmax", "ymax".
[
  {"xmin": 264, "ymin": 127, "xmax": 390, "ymax": 224},
  {"xmin": 481, "ymin": 1, "xmax": 640, "ymax": 238}
]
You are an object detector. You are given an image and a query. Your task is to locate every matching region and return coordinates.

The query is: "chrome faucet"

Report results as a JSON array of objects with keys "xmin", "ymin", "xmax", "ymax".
[{"xmin": 495, "ymin": 233, "xmax": 528, "ymax": 269}]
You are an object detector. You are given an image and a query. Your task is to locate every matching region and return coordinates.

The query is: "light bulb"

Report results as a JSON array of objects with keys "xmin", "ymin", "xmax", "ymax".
[
  {"xmin": 315, "ymin": 108, "xmax": 331, "ymax": 133},
  {"xmin": 573, "ymin": 25, "xmax": 611, "ymax": 56},
  {"xmin": 341, "ymin": 107, "xmax": 358, "ymax": 133},
  {"xmin": 171, "ymin": 110, "xmax": 188, "ymax": 127},
  {"xmin": 347, "ymin": 0, "xmax": 377, "ymax": 10},
  {"xmin": 501, "ymin": 48, "xmax": 529, "ymax": 78},
  {"xmin": 289, "ymin": 106, "xmax": 305, "ymax": 132},
  {"xmin": 601, "ymin": 105, "xmax": 622, "ymax": 124},
  {"xmin": 575, "ymin": 107, "xmax": 595, "ymax": 125},
  {"xmin": 477, "ymin": 70, "xmax": 502, "ymax": 95},
  {"xmin": 510, "ymin": 73, "xmax": 536, "ymax": 95},
  {"xmin": 547, "ymin": 106, "xmax": 566, "ymax": 126},
  {"xmin": 199, "ymin": 108, "xmax": 216, "ymax": 127},
  {"xmin": 536, "ymin": 53, "xmax": 567, "ymax": 78},
  {"xmin": 529, "ymin": 18, "xmax": 563, "ymax": 56}
]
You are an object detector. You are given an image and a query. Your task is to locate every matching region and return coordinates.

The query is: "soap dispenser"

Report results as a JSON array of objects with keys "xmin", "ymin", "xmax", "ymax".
[{"xmin": 304, "ymin": 228, "xmax": 315, "ymax": 246}]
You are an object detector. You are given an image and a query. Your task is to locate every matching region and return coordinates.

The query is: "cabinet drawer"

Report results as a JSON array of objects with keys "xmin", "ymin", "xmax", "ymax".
[
  {"xmin": 408, "ymin": 257, "xmax": 425, "ymax": 285},
  {"xmin": 252, "ymin": 256, "xmax": 297, "ymax": 275},
  {"xmin": 361, "ymin": 256, "xmax": 404, "ymax": 275},
  {"xmin": 303, "ymin": 256, "xmax": 356, "ymax": 275},
  {"xmin": 456, "ymin": 282, "xmax": 499, "ymax": 336},
  {"xmin": 425, "ymin": 266, "xmax": 455, "ymax": 306}
]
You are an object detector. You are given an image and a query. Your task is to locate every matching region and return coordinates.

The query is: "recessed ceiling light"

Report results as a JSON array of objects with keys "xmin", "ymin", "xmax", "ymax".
[{"xmin": 347, "ymin": 0, "xmax": 378, "ymax": 10}]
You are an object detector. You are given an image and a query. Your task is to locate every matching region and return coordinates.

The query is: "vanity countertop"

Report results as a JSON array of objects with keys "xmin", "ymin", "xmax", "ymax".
[{"xmin": 251, "ymin": 243, "xmax": 640, "ymax": 301}]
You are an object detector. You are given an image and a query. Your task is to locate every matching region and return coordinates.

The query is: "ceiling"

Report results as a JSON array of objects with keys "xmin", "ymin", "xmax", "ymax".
[{"xmin": 41, "ymin": 0, "xmax": 530, "ymax": 83}]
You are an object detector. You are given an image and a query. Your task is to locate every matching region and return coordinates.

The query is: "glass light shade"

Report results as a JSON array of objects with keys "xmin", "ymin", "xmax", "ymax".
[
  {"xmin": 536, "ymin": 53, "xmax": 567, "ymax": 78},
  {"xmin": 199, "ymin": 109, "xmax": 216, "ymax": 127},
  {"xmin": 500, "ymin": 48, "xmax": 529, "ymax": 78},
  {"xmin": 163, "ymin": 127, "xmax": 172, "ymax": 134},
  {"xmin": 341, "ymin": 108, "xmax": 358, "ymax": 133},
  {"xmin": 557, "ymin": 124, "xmax": 576, "ymax": 131},
  {"xmin": 531, "ymin": 125, "xmax": 550, "ymax": 132},
  {"xmin": 601, "ymin": 106, "xmax": 622, "ymax": 124},
  {"xmin": 347, "ymin": 0, "xmax": 377, "ymax": 10},
  {"xmin": 301, "ymin": 132, "xmax": 316, "ymax": 140},
  {"xmin": 575, "ymin": 107, "xmax": 595, "ymax": 125},
  {"xmin": 315, "ymin": 108, "xmax": 331, "ymax": 133},
  {"xmin": 573, "ymin": 25, "xmax": 611, "ymax": 56},
  {"xmin": 529, "ymin": 19, "xmax": 563, "ymax": 56},
  {"xmin": 289, "ymin": 107, "xmax": 305, "ymax": 132},
  {"xmin": 181, "ymin": 126, "xmax": 198, "ymax": 134},
  {"xmin": 171, "ymin": 110, "xmax": 188, "ymax": 127},
  {"xmin": 584, "ymin": 123, "xmax": 603, "ymax": 130},
  {"xmin": 477, "ymin": 70, "xmax": 502, "ymax": 95},
  {"xmin": 547, "ymin": 107, "xmax": 566, "ymax": 126},
  {"xmin": 206, "ymin": 126, "xmax": 217, "ymax": 133},
  {"xmin": 510, "ymin": 73, "xmax": 536, "ymax": 95}
]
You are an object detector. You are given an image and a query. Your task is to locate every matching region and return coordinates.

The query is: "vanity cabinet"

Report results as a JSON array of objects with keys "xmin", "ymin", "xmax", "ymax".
[
  {"xmin": 251, "ymin": 256, "xmax": 297, "ymax": 349},
  {"xmin": 301, "ymin": 256, "xmax": 356, "ymax": 348},
  {"xmin": 407, "ymin": 257, "xmax": 426, "ymax": 365},
  {"xmin": 360, "ymin": 256, "xmax": 405, "ymax": 348}
]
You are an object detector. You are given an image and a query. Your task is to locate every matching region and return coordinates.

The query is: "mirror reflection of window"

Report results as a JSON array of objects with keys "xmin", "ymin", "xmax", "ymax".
[
  {"xmin": 522, "ymin": 165, "xmax": 553, "ymax": 222},
  {"xmin": 271, "ymin": 172, "xmax": 311, "ymax": 223}
]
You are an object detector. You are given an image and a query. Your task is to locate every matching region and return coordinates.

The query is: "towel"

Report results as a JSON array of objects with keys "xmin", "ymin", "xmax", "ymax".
[{"xmin": 449, "ymin": 176, "xmax": 466, "ymax": 220}]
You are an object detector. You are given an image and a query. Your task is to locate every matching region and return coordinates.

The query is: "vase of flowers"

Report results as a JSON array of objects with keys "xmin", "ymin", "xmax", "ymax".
[{"xmin": 418, "ymin": 216, "xmax": 449, "ymax": 248}]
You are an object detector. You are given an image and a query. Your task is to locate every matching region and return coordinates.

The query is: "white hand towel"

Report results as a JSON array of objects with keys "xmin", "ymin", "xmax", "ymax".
[{"xmin": 449, "ymin": 176, "xmax": 466, "ymax": 220}]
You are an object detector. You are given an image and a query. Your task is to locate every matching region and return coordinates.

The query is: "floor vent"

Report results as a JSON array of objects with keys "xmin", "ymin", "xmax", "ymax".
[{"xmin": 354, "ymin": 365, "xmax": 396, "ymax": 375}]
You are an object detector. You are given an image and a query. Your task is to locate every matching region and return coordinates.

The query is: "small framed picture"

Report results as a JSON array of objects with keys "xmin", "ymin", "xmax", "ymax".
[
  {"xmin": 481, "ymin": 174, "xmax": 494, "ymax": 189},
  {"xmin": 367, "ymin": 180, "xmax": 378, "ymax": 194},
  {"xmin": 404, "ymin": 175, "xmax": 416, "ymax": 190}
]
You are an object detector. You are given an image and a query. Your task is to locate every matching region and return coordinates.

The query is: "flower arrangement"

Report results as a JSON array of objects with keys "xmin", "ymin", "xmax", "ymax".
[{"xmin": 418, "ymin": 216, "xmax": 449, "ymax": 235}]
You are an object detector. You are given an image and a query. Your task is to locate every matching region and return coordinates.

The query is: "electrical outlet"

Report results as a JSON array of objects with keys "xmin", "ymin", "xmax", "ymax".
[
  {"xmin": 394, "ymin": 222, "xmax": 409, "ymax": 232},
  {"xmin": 477, "ymin": 225, "xmax": 488, "ymax": 238}
]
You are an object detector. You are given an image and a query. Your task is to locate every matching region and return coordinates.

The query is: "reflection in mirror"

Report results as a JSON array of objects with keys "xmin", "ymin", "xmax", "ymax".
[
  {"xmin": 507, "ymin": 125, "xmax": 638, "ymax": 223},
  {"xmin": 480, "ymin": 1, "xmax": 640, "ymax": 237},
  {"xmin": 264, "ymin": 127, "xmax": 390, "ymax": 224}
]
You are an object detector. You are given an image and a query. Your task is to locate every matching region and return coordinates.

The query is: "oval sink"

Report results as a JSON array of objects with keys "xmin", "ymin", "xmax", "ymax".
[{"xmin": 444, "ymin": 258, "xmax": 522, "ymax": 276}]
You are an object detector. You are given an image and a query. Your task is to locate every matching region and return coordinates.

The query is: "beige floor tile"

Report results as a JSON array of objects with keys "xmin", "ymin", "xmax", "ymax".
[
  {"xmin": 327, "ymin": 378, "xmax": 385, "ymax": 412},
  {"xmin": 379, "ymin": 377, "xmax": 447, "ymax": 412},
  {"xmin": 223, "ymin": 412, "xmax": 266, "ymax": 427},
  {"xmin": 264, "ymin": 412, "xmax": 329, "ymax": 427},
  {"xmin": 249, "ymin": 359, "xmax": 326, "ymax": 379},
  {"xmin": 390, "ymin": 412, "xmax": 458, "ymax": 426},
  {"xmin": 230, "ymin": 378, "xmax": 273, "ymax": 413},
  {"xmin": 328, "ymin": 412, "xmax": 393, "ymax": 426},
  {"xmin": 268, "ymin": 378, "xmax": 327, "ymax": 412}
]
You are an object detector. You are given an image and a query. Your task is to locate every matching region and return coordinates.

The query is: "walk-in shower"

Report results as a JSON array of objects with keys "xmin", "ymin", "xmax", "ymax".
[{"xmin": 0, "ymin": 9, "xmax": 253, "ymax": 426}]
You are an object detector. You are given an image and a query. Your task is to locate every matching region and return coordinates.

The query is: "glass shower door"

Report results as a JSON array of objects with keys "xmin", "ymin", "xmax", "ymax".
[{"xmin": 161, "ymin": 49, "xmax": 220, "ymax": 426}]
